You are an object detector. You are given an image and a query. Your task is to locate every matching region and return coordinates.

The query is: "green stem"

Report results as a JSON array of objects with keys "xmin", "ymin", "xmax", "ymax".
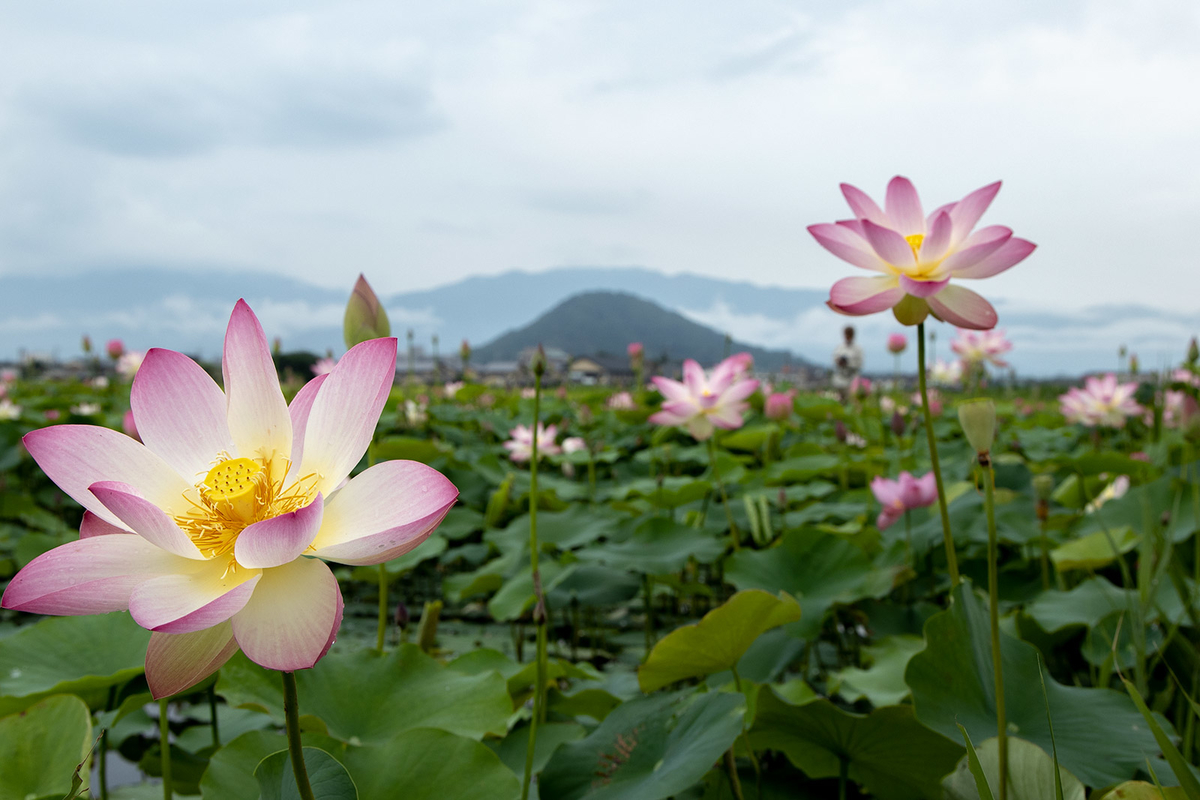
[
  {"xmin": 708, "ymin": 437, "xmax": 740, "ymax": 550},
  {"xmin": 984, "ymin": 463, "xmax": 1007, "ymax": 800},
  {"xmin": 917, "ymin": 321, "xmax": 959, "ymax": 586},
  {"xmin": 643, "ymin": 575, "xmax": 654, "ymax": 660},
  {"xmin": 724, "ymin": 748, "xmax": 746, "ymax": 800},
  {"xmin": 209, "ymin": 684, "xmax": 220, "ymax": 749},
  {"xmin": 99, "ymin": 686, "xmax": 116, "ymax": 800},
  {"xmin": 282, "ymin": 671, "xmax": 316, "ymax": 800},
  {"xmin": 376, "ymin": 563, "xmax": 389, "ymax": 653},
  {"xmin": 838, "ymin": 756, "xmax": 849, "ymax": 800},
  {"xmin": 522, "ymin": 371, "xmax": 548, "ymax": 800},
  {"xmin": 730, "ymin": 667, "xmax": 762, "ymax": 791},
  {"xmin": 159, "ymin": 698, "xmax": 172, "ymax": 800}
]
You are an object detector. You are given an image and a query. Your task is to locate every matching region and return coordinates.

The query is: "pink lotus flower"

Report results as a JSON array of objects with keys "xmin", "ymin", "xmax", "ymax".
[
  {"xmin": 562, "ymin": 436, "xmax": 587, "ymax": 454},
  {"xmin": 504, "ymin": 422, "xmax": 562, "ymax": 462},
  {"xmin": 0, "ymin": 369, "xmax": 16, "ymax": 384},
  {"xmin": 1060, "ymin": 373, "xmax": 1141, "ymax": 428},
  {"xmin": 912, "ymin": 389, "xmax": 943, "ymax": 416},
  {"xmin": 106, "ymin": 339, "xmax": 125, "ymax": 359},
  {"xmin": 627, "ymin": 342, "xmax": 644, "ymax": 358},
  {"xmin": 809, "ymin": 177, "xmax": 1036, "ymax": 329},
  {"xmin": 607, "ymin": 391, "xmax": 635, "ymax": 410},
  {"xmin": 929, "ymin": 358, "xmax": 963, "ymax": 386},
  {"xmin": 871, "ymin": 471, "xmax": 938, "ymax": 530},
  {"xmin": 887, "ymin": 333, "xmax": 907, "ymax": 354},
  {"xmin": 951, "ymin": 328, "xmax": 1012, "ymax": 368},
  {"xmin": 850, "ymin": 376, "xmax": 873, "ymax": 398},
  {"xmin": 764, "ymin": 390, "xmax": 796, "ymax": 421},
  {"xmin": 116, "ymin": 351, "xmax": 146, "ymax": 379},
  {"xmin": 723, "ymin": 352, "xmax": 754, "ymax": 376},
  {"xmin": 2, "ymin": 301, "xmax": 458, "ymax": 697},
  {"xmin": 122, "ymin": 409, "xmax": 140, "ymax": 442},
  {"xmin": 649, "ymin": 359, "xmax": 759, "ymax": 441},
  {"xmin": 312, "ymin": 357, "xmax": 337, "ymax": 376}
]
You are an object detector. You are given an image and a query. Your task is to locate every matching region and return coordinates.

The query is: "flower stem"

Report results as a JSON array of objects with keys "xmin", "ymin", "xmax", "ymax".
[
  {"xmin": 282, "ymin": 671, "xmax": 316, "ymax": 800},
  {"xmin": 983, "ymin": 461, "xmax": 1007, "ymax": 800},
  {"xmin": 159, "ymin": 698, "xmax": 172, "ymax": 800},
  {"xmin": 376, "ymin": 564, "xmax": 388, "ymax": 653},
  {"xmin": 521, "ymin": 371, "xmax": 549, "ymax": 800},
  {"xmin": 209, "ymin": 684, "xmax": 220, "ymax": 748},
  {"xmin": 917, "ymin": 321, "xmax": 959, "ymax": 586},
  {"xmin": 724, "ymin": 748, "xmax": 746, "ymax": 800},
  {"xmin": 707, "ymin": 437, "xmax": 740, "ymax": 550}
]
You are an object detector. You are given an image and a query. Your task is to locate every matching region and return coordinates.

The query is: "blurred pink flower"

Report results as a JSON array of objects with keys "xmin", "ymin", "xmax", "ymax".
[
  {"xmin": 764, "ymin": 390, "xmax": 796, "ymax": 421},
  {"xmin": 951, "ymin": 328, "xmax": 1012, "ymax": 368},
  {"xmin": 929, "ymin": 358, "xmax": 963, "ymax": 386},
  {"xmin": 607, "ymin": 391, "xmax": 635, "ymax": 410},
  {"xmin": 504, "ymin": 423, "xmax": 562, "ymax": 462},
  {"xmin": 627, "ymin": 342, "xmax": 644, "ymax": 358},
  {"xmin": 1060, "ymin": 373, "xmax": 1141, "ymax": 428},
  {"xmin": 887, "ymin": 333, "xmax": 907, "ymax": 354},
  {"xmin": 850, "ymin": 376, "xmax": 873, "ymax": 398},
  {"xmin": 116, "ymin": 351, "xmax": 145, "ymax": 379},
  {"xmin": 106, "ymin": 339, "xmax": 124, "ymax": 359},
  {"xmin": 443, "ymin": 381, "xmax": 464, "ymax": 398},
  {"xmin": 0, "ymin": 369, "xmax": 16, "ymax": 384},
  {"xmin": 0, "ymin": 399, "xmax": 20, "ymax": 421},
  {"xmin": 44, "ymin": 409, "xmax": 61, "ymax": 421},
  {"xmin": 562, "ymin": 436, "xmax": 587, "ymax": 454},
  {"xmin": 312, "ymin": 357, "xmax": 337, "ymax": 376},
  {"xmin": 912, "ymin": 388, "xmax": 943, "ymax": 416},
  {"xmin": 809, "ymin": 176, "xmax": 1036, "ymax": 329},
  {"xmin": 871, "ymin": 471, "xmax": 938, "ymax": 530},
  {"xmin": 722, "ymin": 352, "xmax": 754, "ymax": 377},
  {"xmin": 649, "ymin": 359, "xmax": 759, "ymax": 441}
]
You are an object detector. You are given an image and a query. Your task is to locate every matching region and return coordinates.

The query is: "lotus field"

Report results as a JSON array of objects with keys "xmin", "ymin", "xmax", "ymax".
[{"xmin": 2, "ymin": 179, "xmax": 1198, "ymax": 799}]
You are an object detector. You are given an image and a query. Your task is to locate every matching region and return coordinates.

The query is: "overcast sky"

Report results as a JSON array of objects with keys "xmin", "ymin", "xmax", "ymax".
[{"xmin": 1, "ymin": 0, "xmax": 1197, "ymax": 316}]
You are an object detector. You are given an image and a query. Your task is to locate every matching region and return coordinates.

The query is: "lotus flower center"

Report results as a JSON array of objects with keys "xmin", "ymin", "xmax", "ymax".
[
  {"xmin": 904, "ymin": 234, "xmax": 924, "ymax": 258},
  {"xmin": 174, "ymin": 454, "xmax": 320, "ymax": 564},
  {"xmin": 203, "ymin": 457, "xmax": 262, "ymax": 520}
]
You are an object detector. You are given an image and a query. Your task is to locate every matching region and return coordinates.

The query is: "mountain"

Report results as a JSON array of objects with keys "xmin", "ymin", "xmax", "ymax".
[
  {"xmin": 0, "ymin": 264, "xmax": 1193, "ymax": 376},
  {"xmin": 473, "ymin": 291, "xmax": 804, "ymax": 369}
]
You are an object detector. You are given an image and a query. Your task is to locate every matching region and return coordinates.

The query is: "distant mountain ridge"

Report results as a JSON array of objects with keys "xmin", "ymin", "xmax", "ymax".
[
  {"xmin": 0, "ymin": 264, "xmax": 1193, "ymax": 376},
  {"xmin": 473, "ymin": 291, "xmax": 804, "ymax": 369}
]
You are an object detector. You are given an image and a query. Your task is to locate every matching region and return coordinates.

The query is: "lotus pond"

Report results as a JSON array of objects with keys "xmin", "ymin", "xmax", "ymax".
[{"xmin": 1, "ymin": 355, "xmax": 1198, "ymax": 800}]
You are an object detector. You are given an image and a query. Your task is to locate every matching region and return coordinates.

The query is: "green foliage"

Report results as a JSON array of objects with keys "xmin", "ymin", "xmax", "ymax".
[{"xmin": 0, "ymin": 694, "xmax": 93, "ymax": 800}]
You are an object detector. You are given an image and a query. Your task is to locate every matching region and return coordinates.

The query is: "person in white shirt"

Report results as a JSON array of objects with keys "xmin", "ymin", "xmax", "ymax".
[{"xmin": 831, "ymin": 325, "xmax": 863, "ymax": 399}]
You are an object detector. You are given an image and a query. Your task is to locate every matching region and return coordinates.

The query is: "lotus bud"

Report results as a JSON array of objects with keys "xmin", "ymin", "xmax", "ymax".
[
  {"xmin": 344, "ymin": 274, "xmax": 391, "ymax": 349},
  {"xmin": 106, "ymin": 339, "xmax": 124, "ymax": 360},
  {"xmin": 530, "ymin": 345, "xmax": 547, "ymax": 378},
  {"xmin": 1129, "ymin": 353, "xmax": 1139, "ymax": 375},
  {"xmin": 1189, "ymin": 337, "xmax": 1199, "ymax": 366},
  {"xmin": 271, "ymin": 336, "xmax": 282, "ymax": 355},
  {"xmin": 834, "ymin": 419, "xmax": 847, "ymax": 443},
  {"xmin": 394, "ymin": 601, "xmax": 410, "ymax": 630},
  {"xmin": 461, "ymin": 339, "xmax": 471, "ymax": 361},
  {"xmin": 81, "ymin": 335, "xmax": 92, "ymax": 354},
  {"xmin": 890, "ymin": 410, "xmax": 906, "ymax": 437},
  {"xmin": 957, "ymin": 398, "xmax": 996, "ymax": 459},
  {"xmin": 887, "ymin": 333, "xmax": 907, "ymax": 354}
]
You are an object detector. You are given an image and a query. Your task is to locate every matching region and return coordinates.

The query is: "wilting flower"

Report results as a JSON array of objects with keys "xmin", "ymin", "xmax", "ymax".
[
  {"xmin": 2, "ymin": 301, "xmax": 457, "ymax": 697},
  {"xmin": 1060, "ymin": 374, "xmax": 1141, "ymax": 428},
  {"xmin": 951, "ymin": 328, "xmax": 1012, "ymax": 368},
  {"xmin": 562, "ymin": 437, "xmax": 587, "ymax": 454},
  {"xmin": 0, "ymin": 399, "xmax": 20, "ymax": 421},
  {"xmin": 504, "ymin": 423, "xmax": 562, "ymax": 462},
  {"xmin": 312, "ymin": 357, "xmax": 337, "ymax": 377},
  {"xmin": 649, "ymin": 359, "xmax": 759, "ymax": 441},
  {"xmin": 607, "ymin": 391, "xmax": 635, "ymax": 410},
  {"xmin": 929, "ymin": 358, "xmax": 964, "ymax": 386},
  {"xmin": 106, "ymin": 339, "xmax": 125, "ymax": 360},
  {"xmin": 116, "ymin": 351, "xmax": 146, "ymax": 379},
  {"xmin": 871, "ymin": 471, "xmax": 938, "ymax": 530},
  {"xmin": 764, "ymin": 390, "xmax": 796, "ymax": 421},
  {"xmin": 809, "ymin": 176, "xmax": 1036, "ymax": 329},
  {"xmin": 887, "ymin": 333, "xmax": 907, "ymax": 355}
]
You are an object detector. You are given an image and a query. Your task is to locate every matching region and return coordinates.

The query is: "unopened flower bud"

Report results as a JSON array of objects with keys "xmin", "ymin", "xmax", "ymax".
[
  {"xmin": 106, "ymin": 339, "xmax": 124, "ymax": 360},
  {"xmin": 530, "ymin": 345, "xmax": 547, "ymax": 378},
  {"xmin": 1129, "ymin": 354, "xmax": 1139, "ymax": 375},
  {"xmin": 344, "ymin": 274, "xmax": 391, "ymax": 348},
  {"xmin": 957, "ymin": 399, "xmax": 996, "ymax": 457},
  {"xmin": 834, "ymin": 419, "xmax": 847, "ymax": 443},
  {"xmin": 1032, "ymin": 474, "xmax": 1054, "ymax": 501},
  {"xmin": 81, "ymin": 335, "xmax": 92, "ymax": 354},
  {"xmin": 1189, "ymin": 337, "xmax": 1199, "ymax": 366},
  {"xmin": 394, "ymin": 601, "xmax": 410, "ymax": 629},
  {"xmin": 890, "ymin": 410, "xmax": 905, "ymax": 437}
]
